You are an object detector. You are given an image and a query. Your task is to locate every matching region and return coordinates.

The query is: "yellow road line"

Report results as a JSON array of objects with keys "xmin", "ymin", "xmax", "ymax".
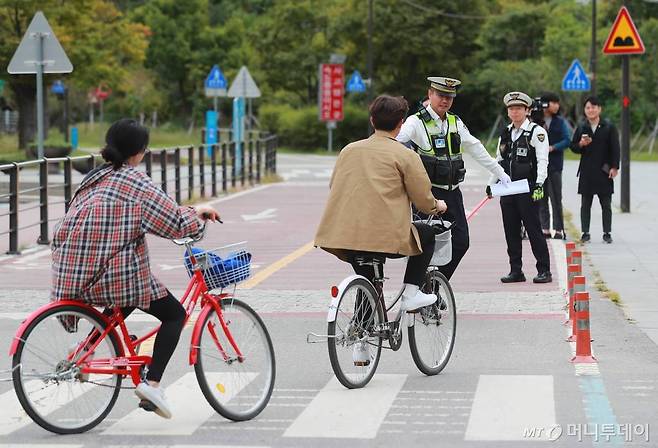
[{"xmin": 240, "ymin": 241, "xmax": 315, "ymax": 290}]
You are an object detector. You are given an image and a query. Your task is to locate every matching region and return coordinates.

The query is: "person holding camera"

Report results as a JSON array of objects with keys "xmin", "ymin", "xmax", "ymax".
[
  {"xmin": 490, "ymin": 92, "xmax": 551, "ymax": 283},
  {"xmin": 569, "ymin": 96, "xmax": 619, "ymax": 244},
  {"xmin": 397, "ymin": 76, "xmax": 511, "ymax": 281},
  {"xmin": 537, "ymin": 92, "xmax": 571, "ymax": 240}
]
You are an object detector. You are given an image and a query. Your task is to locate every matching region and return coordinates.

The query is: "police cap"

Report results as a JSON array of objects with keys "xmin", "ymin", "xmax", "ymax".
[
  {"xmin": 503, "ymin": 91, "xmax": 532, "ymax": 108},
  {"xmin": 427, "ymin": 77, "xmax": 461, "ymax": 97}
]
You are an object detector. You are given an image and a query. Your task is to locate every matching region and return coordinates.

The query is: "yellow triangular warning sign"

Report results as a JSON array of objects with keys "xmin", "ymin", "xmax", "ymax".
[{"xmin": 603, "ymin": 6, "xmax": 645, "ymax": 55}]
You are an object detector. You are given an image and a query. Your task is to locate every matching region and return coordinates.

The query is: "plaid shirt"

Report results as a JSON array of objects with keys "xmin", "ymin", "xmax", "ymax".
[{"xmin": 51, "ymin": 164, "xmax": 203, "ymax": 308}]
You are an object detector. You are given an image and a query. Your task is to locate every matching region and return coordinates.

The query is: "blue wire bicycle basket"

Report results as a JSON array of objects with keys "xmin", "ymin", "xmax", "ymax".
[{"xmin": 184, "ymin": 242, "xmax": 252, "ymax": 290}]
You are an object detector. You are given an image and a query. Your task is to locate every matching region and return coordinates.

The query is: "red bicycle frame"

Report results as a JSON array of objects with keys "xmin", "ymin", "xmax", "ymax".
[{"xmin": 10, "ymin": 253, "xmax": 246, "ymax": 386}]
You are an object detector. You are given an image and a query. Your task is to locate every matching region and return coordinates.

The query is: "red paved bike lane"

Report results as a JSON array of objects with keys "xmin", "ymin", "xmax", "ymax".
[
  {"xmin": 0, "ymin": 181, "xmax": 560, "ymax": 296},
  {"xmin": 209, "ymin": 182, "xmax": 561, "ymax": 295}
]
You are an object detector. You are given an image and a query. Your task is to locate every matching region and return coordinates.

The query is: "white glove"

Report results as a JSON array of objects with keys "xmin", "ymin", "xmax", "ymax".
[{"xmin": 498, "ymin": 172, "xmax": 511, "ymax": 185}]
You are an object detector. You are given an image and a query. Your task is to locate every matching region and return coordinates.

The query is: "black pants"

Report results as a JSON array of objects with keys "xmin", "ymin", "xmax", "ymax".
[
  {"xmin": 416, "ymin": 187, "xmax": 468, "ymax": 280},
  {"xmin": 104, "ymin": 291, "xmax": 186, "ymax": 382},
  {"xmin": 581, "ymin": 193, "xmax": 612, "ymax": 233},
  {"xmin": 348, "ymin": 222, "xmax": 435, "ymax": 287},
  {"xmin": 500, "ymin": 192, "xmax": 550, "ymax": 274},
  {"xmin": 539, "ymin": 170, "xmax": 564, "ymax": 232}
]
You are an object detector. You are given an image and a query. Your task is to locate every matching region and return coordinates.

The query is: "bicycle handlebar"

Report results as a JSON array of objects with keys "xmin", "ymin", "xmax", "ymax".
[{"xmin": 171, "ymin": 214, "xmax": 222, "ymax": 247}]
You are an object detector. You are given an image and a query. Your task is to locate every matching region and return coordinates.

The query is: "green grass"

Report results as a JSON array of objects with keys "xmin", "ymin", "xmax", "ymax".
[
  {"xmin": 75, "ymin": 122, "xmax": 204, "ymax": 150},
  {"xmin": 278, "ymin": 146, "xmax": 336, "ymax": 155}
]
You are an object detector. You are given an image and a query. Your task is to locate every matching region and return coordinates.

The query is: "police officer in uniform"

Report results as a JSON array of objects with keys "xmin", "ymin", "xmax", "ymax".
[
  {"xmin": 492, "ymin": 92, "xmax": 552, "ymax": 283},
  {"xmin": 397, "ymin": 77, "xmax": 511, "ymax": 280}
]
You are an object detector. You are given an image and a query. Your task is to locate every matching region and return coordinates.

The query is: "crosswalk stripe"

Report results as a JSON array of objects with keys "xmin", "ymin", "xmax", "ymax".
[
  {"xmin": 0, "ymin": 445, "xmax": 83, "ymax": 448},
  {"xmin": 464, "ymin": 375, "xmax": 556, "ymax": 441},
  {"xmin": 0, "ymin": 380, "xmax": 88, "ymax": 436},
  {"xmin": 102, "ymin": 371, "xmax": 257, "ymax": 435},
  {"xmin": 283, "ymin": 374, "xmax": 407, "ymax": 439},
  {"xmin": 0, "ymin": 446, "xmax": 270, "ymax": 448}
]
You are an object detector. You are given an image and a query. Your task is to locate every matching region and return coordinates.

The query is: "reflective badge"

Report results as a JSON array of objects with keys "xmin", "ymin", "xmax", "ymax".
[
  {"xmin": 517, "ymin": 146, "xmax": 528, "ymax": 157},
  {"xmin": 433, "ymin": 136, "xmax": 447, "ymax": 149},
  {"xmin": 538, "ymin": 133, "xmax": 546, "ymax": 142}
]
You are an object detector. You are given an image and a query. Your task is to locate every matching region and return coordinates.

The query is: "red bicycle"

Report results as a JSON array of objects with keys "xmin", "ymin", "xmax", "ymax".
[{"xmin": 9, "ymin": 235, "xmax": 275, "ymax": 434}]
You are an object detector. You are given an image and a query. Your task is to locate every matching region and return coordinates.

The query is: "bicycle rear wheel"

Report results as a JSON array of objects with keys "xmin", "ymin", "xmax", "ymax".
[
  {"xmin": 328, "ymin": 278, "xmax": 384, "ymax": 389},
  {"xmin": 12, "ymin": 305, "xmax": 122, "ymax": 434},
  {"xmin": 408, "ymin": 269, "xmax": 456, "ymax": 375},
  {"xmin": 194, "ymin": 297, "xmax": 275, "ymax": 421}
]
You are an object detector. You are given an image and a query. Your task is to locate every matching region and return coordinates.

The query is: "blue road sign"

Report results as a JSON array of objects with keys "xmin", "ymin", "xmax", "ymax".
[
  {"xmin": 71, "ymin": 127, "xmax": 78, "ymax": 150},
  {"xmin": 205, "ymin": 65, "xmax": 228, "ymax": 89},
  {"xmin": 205, "ymin": 110, "xmax": 218, "ymax": 148},
  {"xmin": 562, "ymin": 59, "xmax": 590, "ymax": 92},
  {"xmin": 51, "ymin": 80, "xmax": 66, "ymax": 95},
  {"xmin": 346, "ymin": 70, "xmax": 366, "ymax": 93}
]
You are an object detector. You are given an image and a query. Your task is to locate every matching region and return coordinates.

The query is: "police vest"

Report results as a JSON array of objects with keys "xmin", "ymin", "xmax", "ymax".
[
  {"xmin": 415, "ymin": 111, "xmax": 466, "ymax": 189},
  {"xmin": 498, "ymin": 124, "xmax": 539, "ymax": 184}
]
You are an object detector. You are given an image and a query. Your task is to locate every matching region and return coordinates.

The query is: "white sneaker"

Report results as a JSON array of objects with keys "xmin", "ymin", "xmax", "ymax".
[
  {"xmin": 352, "ymin": 342, "xmax": 371, "ymax": 366},
  {"xmin": 135, "ymin": 382, "xmax": 172, "ymax": 419},
  {"xmin": 401, "ymin": 290, "xmax": 437, "ymax": 312}
]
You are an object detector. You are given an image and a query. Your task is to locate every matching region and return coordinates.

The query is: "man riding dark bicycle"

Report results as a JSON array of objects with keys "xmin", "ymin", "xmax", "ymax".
[{"xmin": 314, "ymin": 95, "xmax": 447, "ymax": 365}]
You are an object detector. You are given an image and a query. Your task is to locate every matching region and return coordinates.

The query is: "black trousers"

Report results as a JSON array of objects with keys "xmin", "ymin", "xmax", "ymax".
[
  {"xmin": 348, "ymin": 222, "xmax": 435, "ymax": 287},
  {"xmin": 104, "ymin": 291, "xmax": 186, "ymax": 382},
  {"xmin": 539, "ymin": 170, "xmax": 564, "ymax": 232},
  {"xmin": 500, "ymin": 192, "xmax": 551, "ymax": 274},
  {"xmin": 581, "ymin": 193, "xmax": 612, "ymax": 233},
  {"xmin": 420, "ymin": 186, "xmax": 468, "ymax": 280}
]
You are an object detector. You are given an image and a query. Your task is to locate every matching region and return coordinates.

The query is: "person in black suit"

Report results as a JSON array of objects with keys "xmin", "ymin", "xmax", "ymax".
[{"xmin": 569, "ymin": 96, "xmax": 620, "ymax": 244}]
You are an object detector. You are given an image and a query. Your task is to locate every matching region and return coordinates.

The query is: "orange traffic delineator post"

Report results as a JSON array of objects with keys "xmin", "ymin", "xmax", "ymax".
[
  {"xmin": 564, "ymin": 264, "xmax": 582, "ymax": 326},
  {"xmin": 571, "ymin": 291, "xmax": 597, "ymax": 363},
  {"xmin": 564, "ymin": 242, "xmax": 577, "ymax": 299},
  {"xmin": 571, "ymin": 250, "xmax": 582, "ymax": 270},
  {"xmin": 567, "ymin": 276, "xmax": 586, "ymax": 341},
  {"xmin": 565, "ymin": 241, "xmax": 576, "ymax": 265}
]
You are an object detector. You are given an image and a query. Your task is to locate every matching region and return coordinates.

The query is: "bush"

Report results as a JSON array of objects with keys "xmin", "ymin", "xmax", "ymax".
[{"xmin": 260, "ymin": 101, "xmax": 369, "ymax": 151}]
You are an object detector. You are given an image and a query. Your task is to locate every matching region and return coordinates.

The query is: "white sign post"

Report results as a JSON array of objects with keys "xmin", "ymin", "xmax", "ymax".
[{"xmin": 7, "ymin": 11, "xmax": 73, "ymax": 158}]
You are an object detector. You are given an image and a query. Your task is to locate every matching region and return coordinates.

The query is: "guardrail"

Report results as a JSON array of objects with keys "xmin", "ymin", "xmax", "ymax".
[{"xmin": 0, "ymin": 135, "xmax": 278, "ymax": 254}]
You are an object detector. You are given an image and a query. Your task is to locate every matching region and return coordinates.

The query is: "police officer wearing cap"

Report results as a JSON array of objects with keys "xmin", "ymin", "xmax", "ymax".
[
  {"xmin": 397, "ymin": 76, "xmax": 511, "ymax": 281},
  {"xmin": 491, "ymin": 91, "xmax": 552, "ymax": 283}
]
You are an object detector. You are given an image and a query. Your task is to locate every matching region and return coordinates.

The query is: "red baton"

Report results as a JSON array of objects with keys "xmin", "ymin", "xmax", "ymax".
[{"xmin": 466, "ymin": 196, "xmax": 491, "ymax": 222}]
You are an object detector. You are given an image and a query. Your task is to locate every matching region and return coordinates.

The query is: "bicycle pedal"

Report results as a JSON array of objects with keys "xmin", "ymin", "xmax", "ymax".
[{"xmin": 138, "ymin": 398, "xmax": 157, "ymax": 413}]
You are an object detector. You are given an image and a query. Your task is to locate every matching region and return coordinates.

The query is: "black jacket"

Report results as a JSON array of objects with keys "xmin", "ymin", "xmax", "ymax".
[{"xmin": 569, "ymin": 119, "xmax": 620, "ymax": 196}]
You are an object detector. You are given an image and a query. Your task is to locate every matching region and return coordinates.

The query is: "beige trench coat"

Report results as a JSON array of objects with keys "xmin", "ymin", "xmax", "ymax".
[{"xmin": 314, "ymin": 133, "xmax": 438, "ymax": 261}]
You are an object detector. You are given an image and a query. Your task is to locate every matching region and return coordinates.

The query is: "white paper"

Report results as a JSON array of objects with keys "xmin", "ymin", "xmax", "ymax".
[{"xmin": 490, "ymin": 179, "xmax": 530, "ymax": 197}]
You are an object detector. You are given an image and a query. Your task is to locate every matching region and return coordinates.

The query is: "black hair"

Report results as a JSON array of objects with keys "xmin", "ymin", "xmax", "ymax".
[
  {"xmin": 583, "ymin": 96, "xmax": 601, "ymax": 107},
  {"xmin": 101, "ymin": 119, "xmax": 149, "ymax": 170},
  {"xmin": 541, "ymin": 91, "xmax": 560, "ymax": 103}
]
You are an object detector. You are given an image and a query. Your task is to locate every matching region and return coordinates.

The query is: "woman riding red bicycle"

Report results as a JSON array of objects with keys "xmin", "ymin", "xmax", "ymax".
[{"xmin": 51, "ymin": 119, "xmax": 220, "ymax": 419}]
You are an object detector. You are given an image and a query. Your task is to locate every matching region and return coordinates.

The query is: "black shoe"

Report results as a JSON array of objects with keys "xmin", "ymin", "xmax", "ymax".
[
  {"xmin": 580, "ymin": 233, "xmax": 591, "ymax": 243},
  {"xmin": 603, "ymin": 233, "xmax": 613, "ymax": 244},
  {"xmin": 501, "ymin": 272, "xmax": 526, "ymax": 283},
  {"xmin": 543, "ymin": 231, "xmax": 552, "ymax": 239},
  {"xmin": 533, "ymin": 272, "xmax": 553, "ymax": 283},
  {"xmin": 553, "ymin": 231, "xmax": 565, "ymax": 240}
]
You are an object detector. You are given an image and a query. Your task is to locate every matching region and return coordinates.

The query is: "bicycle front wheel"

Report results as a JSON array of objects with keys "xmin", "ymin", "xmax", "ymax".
[
  {"xmin": 408, "ymin": 269, "xmax": 457, "ymax": 375},
  {"xmin": 328, "ymin": 278, "xmax": 384, "ymax": 389},
  {"xmin": 194, "ymin": 297, "xmax": 275, "ymax": 421},
  {"xmin": 12, "ymin": 305, "xmax": 122, "ymax": 434}
]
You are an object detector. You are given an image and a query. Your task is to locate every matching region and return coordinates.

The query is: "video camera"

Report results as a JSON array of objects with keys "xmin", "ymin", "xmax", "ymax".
[
  {"xmin": 529, "ymin": 96, "xmax": 547, "ymax": 124},
  {"xmin": 529, "ymin": 96, "xmax": 548, "ymax": 126}
]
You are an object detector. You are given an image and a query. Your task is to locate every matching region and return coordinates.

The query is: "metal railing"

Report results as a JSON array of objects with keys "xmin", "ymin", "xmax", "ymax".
[{"xmin": 0, "ymin": 135, "xmax": 278, "ymax": 254}]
